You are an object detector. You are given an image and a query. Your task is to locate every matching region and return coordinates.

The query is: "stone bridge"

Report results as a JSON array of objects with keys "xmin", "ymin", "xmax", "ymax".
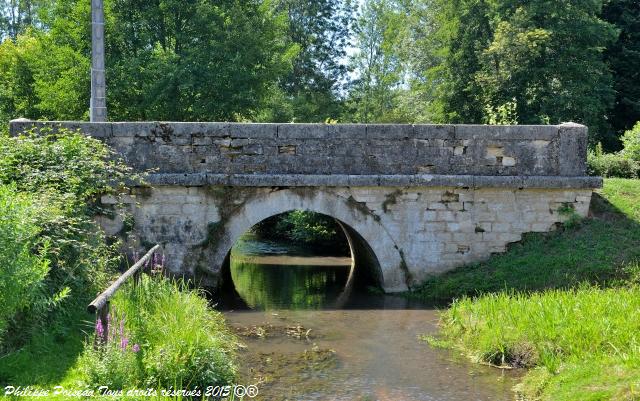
[{"xmin": 10, "ymin": 120, "xmax": 602, "ymax": 292}]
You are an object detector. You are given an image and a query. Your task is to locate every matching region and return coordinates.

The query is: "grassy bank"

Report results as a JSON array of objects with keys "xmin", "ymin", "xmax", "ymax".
[
  {"xmin": 76, "ymin": 274, "xmax": 237, "ymax": 396},
  {"xmin": 1, "ymin": 276, "xmax": 238, "ymax": 401},
  {"xmin": 419, "ymin": 178, "xmax": 640, "ymax": 400}
]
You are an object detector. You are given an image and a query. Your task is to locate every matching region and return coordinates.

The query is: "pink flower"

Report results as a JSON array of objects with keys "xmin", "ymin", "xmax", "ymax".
[
  {"xmin": 132, "ymin": 344, "xmax": 140, "ymax": 353},
  {"xmin": 120, "ymin": 336, "xmax": 129, "ymax": 351},
  {"xmin": 119, "ymin": 318, "xmax": 125, "ymax": 337},
  {"xmin": 95, "ymin": 318, "xmax": 104, "ymax": 338}
]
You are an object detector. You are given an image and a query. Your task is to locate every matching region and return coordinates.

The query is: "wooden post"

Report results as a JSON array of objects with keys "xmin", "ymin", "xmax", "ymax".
[{"xmin": 90, "ymin": 0, "xmax": 107, "ymax": 122}]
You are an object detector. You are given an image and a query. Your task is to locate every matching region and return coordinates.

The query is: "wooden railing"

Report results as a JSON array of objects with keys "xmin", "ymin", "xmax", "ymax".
[{"xmin": 88, "ymin": 244, "xmax": 160, "ymax": 343}]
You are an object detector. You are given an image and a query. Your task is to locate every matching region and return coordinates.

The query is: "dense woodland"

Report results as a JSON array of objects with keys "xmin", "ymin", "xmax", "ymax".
[{"xmin": 1, "ymin": 0, "xmax": 639, "ymax": 151}]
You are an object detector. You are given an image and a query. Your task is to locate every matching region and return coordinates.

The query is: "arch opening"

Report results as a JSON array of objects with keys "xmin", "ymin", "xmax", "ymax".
[{"xmin": 215, "ymin": 209, "xmax": 383, "ymax": 310}]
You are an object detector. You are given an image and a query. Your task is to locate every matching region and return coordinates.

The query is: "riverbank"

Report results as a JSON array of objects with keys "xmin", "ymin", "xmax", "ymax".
[
  {"xmin": 0, "ymin": 130, "xmax": 237, "ymax": 400},
  {"xmin": 416, "ymin": 178, "xmax": 640, "ymax": 400}
]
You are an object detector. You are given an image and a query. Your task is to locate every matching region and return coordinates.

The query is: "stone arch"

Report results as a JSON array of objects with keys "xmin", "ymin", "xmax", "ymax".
[{"xmin": 202, "ymin": 188, "xmax": 408, "ymax": 293}]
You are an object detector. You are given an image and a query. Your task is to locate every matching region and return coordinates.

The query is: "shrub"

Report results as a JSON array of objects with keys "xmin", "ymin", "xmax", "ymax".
[
  {"xmin": 621, "ymin": 121, "xmax": 640, "ymax": 161},
  {"xmin": 0, "ymin": 127, "xmax": 136, "ymax": 215},
  {"xmin": 79, "ymin": 275, "xmax": 237, "ymax": 390},
  {"xmin": 0, "ymin": 185, "xmax": 51, "ymax": 339},
  {"xmin": 587, "ymin": 150, "xmax": 639, "ymax": 178},
  {"xmin": 0, "ymin": 127, "xmax": 136, "ymax": 349}
]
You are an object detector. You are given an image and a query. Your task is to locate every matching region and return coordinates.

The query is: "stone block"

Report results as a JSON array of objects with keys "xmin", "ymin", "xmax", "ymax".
[
  {"xmin": 278, "ymin": 123, "xmax": 327, "ymax": 139},
  {"xmin": 366, "ymin": 124, "xmax": 413, "ymax": 139}
]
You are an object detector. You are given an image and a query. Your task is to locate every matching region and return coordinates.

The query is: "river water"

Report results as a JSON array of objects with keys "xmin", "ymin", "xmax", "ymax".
[{"xmin": 219, "ymin": 236, "xmax": 518, "ymax": 401}]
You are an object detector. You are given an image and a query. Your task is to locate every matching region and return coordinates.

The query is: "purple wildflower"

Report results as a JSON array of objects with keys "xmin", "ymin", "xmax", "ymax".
[
  {"xmin": 120, "ymin": 336, "xmax": 129, "ymax": 351},
  {"xmin": 119, "ymin": 318, "xmax": 125, "ymax": 338},
  {"xmin": 132, "ymin": 344, "xmax": 140, "ymax": 353},
  {"xmin": 95, "ymin": 318, "xmax": 104, "ymax": 338}
]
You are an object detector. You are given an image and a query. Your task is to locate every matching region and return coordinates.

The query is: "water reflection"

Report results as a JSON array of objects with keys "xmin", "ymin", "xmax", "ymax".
[{"xmin": 230, "ymin": 254, "xmax": 352, "ymax": 310}]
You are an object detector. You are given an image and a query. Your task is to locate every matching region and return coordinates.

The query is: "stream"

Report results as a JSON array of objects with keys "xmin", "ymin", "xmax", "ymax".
[{"xmin": 217, "ymin": 236, "xmax": 518, "ymax": 401}]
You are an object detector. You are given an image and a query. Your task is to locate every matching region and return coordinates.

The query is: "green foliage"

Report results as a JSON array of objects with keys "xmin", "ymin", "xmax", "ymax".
[
  {"xmin": 603, "ymin": 0, "xmax": 640, "ymax": 146},
  {"xmin": 0, "ymin": 127, "xmax": 136, "ymax": 214},
  {"xmin": 0, "ymin": 0, "xmax": 298, "ymax": 124},
  {"xmin": 587, "ymin": 124, "xmax": 640, "ymax": 178},
  {"xmin": 346, "ymin": 0, "xmax": 409, "ymax": 123},
  {"xmin": 252, "ymin": 210, "xmax": 349, "ymax": 254},
  {"xmin": 79, "ymin": 275, "xmax": 237, "ymax": 390},
  {"xmin": 276, "ymin": 210, "xmax": 340, "ymax": 243},
  {"xmin": 272, "ymin": 0, "xmax": 353, "ymax": 122},
  {"xmin": 588, "ymin": 150, "xmax": 640, "ymax": 178},
  {"xmin": 105, "ymin": 0, "xmax": 296, "ymax": 121},
  {"xmin": 0, "ymin": 29, "xmax": 90, "ymax": 128},
  {"xmin": 479, "ymin": 1, "xmax": 617, "ymax": 141},
  {"xmin": 0, "ymin": 128, "xmax": 129, "ymax": 350},
  {"xmin": 621, "ymin": 121, "xmax": 640, "ymax": 161},
  {"xmin": 484, "ymin": 100, "xmax": 518, "ymax": 125},
  {"xmin": 0, "ymin": 185, "xmax": 50, "ymax": 338}
]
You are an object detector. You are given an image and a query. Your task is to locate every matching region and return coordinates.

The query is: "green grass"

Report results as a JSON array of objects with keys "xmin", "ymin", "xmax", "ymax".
[
  {"xmin": 1, "ymin": 275, "xmax": 238, "ymax": 401},
  {"xmin": 0, "ymin": 299, "xmax": 91, "ymax": 387},
  {"xmin": 75, "ymin": 274, "xmax": 238, "ymax": 393},
  {"xmin": 410, "ymin": 178, "xmax": 640, "ymax": 303},
  {"xmin": 422, "ymin": 179, "xmax": 640, "ymax": 401},
  {"xmin": 432, "ymin": 287, "xmax": 640, "ymax": 400}
]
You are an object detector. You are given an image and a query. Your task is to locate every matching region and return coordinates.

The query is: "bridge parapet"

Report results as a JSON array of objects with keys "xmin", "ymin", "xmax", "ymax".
[{"xmin": 10, "ymin": 121, "xmax": 592, "ymax": 183}]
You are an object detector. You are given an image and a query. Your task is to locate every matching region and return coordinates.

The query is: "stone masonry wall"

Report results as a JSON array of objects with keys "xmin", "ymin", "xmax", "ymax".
[
  {"xmin": 10, "ymin": 121, "xmax": 589, "ymax": 177},
  {"xmin": 100, "ymin": 185, "xmax": 593, "ymax": 292}
]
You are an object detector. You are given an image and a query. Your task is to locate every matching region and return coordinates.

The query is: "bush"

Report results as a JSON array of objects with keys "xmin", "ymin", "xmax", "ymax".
[
  {"xmin": 79, "ymin": 275, "xmax": 237, "ymax": 390},
  {"xmin": 0, "ymin": 185, "xmax": 51, "ymax": 339},
  {"xmin": 587, "ymin": 150, "xmax": 639, "ymax": 178},
  {"xmin": 621, "ymin": 122, "xmax": 640, "ymax": 161},
  {"xmin": 0, "ymin": 127, "xmax": 135, "ymax": 349},
  {"xmin": 0, "ymin": 127, "xmax": 136, "ymax": 215}
]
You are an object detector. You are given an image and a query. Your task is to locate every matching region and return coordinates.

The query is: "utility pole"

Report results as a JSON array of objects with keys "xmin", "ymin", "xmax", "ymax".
[{"xmin": 90, "ymin": 0, "xmax": 107, "ymax": 122}]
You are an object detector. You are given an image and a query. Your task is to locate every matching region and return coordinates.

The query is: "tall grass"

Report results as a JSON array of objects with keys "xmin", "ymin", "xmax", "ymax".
[
  {"xmin": 436, "ymin": 286, "xmax": 640, "ymax": 399},
  {"xmin": 78, "ymin": 274, "xmax": 237, "ymax": 391}
]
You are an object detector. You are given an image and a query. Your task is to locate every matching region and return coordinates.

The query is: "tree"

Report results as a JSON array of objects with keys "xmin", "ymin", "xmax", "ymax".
[
  {"xmin": 346, "ymin": 0, "xmax": 408, "ymax": 123},
  {"xmin": 475, "ymin": 1, "xmax": 618, "ymax": 144},
  {"xmin": 269, "ymin": 0, "xmax": 353, "ymax": 122},
  {"xmin": 0, "ymin": 0, "xmax": 298, "ymax": 124},
  {"xmin": 0, "ymin": 0, "xmax": 45, "ymax": 41},
  {"xmin": 105, "ymin": 0, "xmax": 296, "ymax": 121},
  {"xmin": 603, "ymin": 0, "xmax": 640, "ymax": 149}
]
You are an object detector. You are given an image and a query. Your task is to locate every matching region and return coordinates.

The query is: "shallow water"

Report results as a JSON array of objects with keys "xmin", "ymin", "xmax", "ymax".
[{"xmin": 221, "ymin": 237, "xmax": 518, "ymax": 401}]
